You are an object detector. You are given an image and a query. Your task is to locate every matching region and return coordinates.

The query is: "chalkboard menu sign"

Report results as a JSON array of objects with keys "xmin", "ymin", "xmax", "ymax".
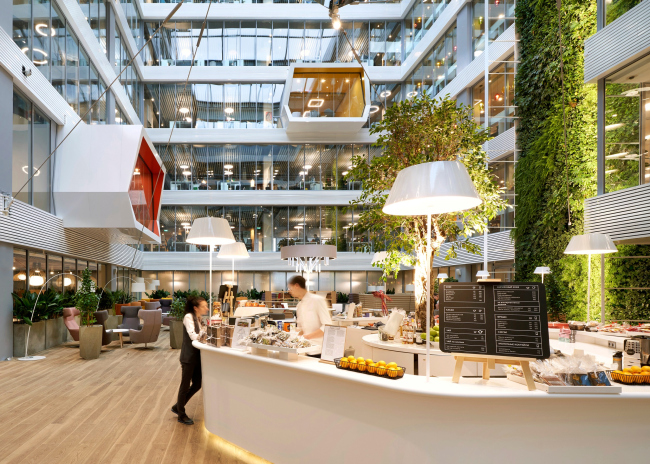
[{"xmin": 439, "ymin": 282, "xmax": 550, "ymax": 359}]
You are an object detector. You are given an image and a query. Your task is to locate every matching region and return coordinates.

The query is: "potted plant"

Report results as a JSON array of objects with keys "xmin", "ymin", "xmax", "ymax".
[
  {"xmin": 12, "ymin": 292, "xmax": 47, "ymax": 357},
  {"xmin": 169, "ymin": 297, "xmax": 185, "ymax": 349},
  {"xmin": 112, "ymin": 290, "xmax": 133, "ymax": 316},
  {"xmin": 76, "ymin": 268, "xmax": 101, "ymax": 360},
  {"xmin": 146, "ymin": 289, "xmax": 170, "ymax": 301}
]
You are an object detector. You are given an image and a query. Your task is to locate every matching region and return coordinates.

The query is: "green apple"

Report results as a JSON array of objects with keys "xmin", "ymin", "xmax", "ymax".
[{"xmin": 434, "ymin": 336, "xmax": 440, "ymax": 342}]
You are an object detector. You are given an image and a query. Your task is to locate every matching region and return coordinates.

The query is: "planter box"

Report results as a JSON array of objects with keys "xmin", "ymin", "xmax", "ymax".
[
  {"xmin": 79, "ymin": 325, "xmax": 103, "ymax": 360},
  {"xmin": 13, "ymin": 321, "xmax": 46, "ymax": 357},
  {"xmin": 105, "ymin": 315, "xmax": 120, "ymax": 342},
  {"xmin": 45, "ymin": 318, "xmax": 64, "ymax": 349},
  {"xmin": 170, "ymin": 319, "xmax": 183, "ymax": 349},
  {"xmin": 114, "ymin": 303, "xmax": 128, "ymax": 316}
]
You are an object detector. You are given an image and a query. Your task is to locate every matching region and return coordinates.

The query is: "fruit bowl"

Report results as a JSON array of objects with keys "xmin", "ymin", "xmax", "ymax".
[{"xmin": 611, "ymin": 371, "xmax": 650, "ymax": 384}]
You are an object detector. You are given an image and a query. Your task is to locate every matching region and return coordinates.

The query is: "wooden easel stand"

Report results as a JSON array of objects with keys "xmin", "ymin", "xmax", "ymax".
[{"xmin": 451, "ymin": 353, "xmax": 537, "ymax": 391}]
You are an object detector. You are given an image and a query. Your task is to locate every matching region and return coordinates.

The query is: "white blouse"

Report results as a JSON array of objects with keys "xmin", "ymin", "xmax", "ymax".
[{"xmin": 183, "ymin": 313, "xmax": 205, "ymax": 341}]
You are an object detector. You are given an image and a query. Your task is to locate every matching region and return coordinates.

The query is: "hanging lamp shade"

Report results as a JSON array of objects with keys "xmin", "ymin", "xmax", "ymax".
[
  {"xmin": 145, "ymin": 282, "xmax": 157, "ymax": 291},
  {"xmin": 437, "ymin": 273, "xmax": 448, "ymax": 280},
  {"xmin": 280, "ymin": 244, "xmax": 337, "ymax": 260},
  {"xmin": 131, "ymin": 282, "xmax": 146, "ymax": 293},
  {"xmin": 186, "ymin": 217, "xmax": 236, "ymax": 246},
  {"xmin": 382, "ymin": 161, "xmax": 482, "ymax": 216},
  {"xmin": 564, "ymin": 233, "xmax": 617, "ymax": 255},
  {"xmin": 476, "ymin": 270, "xmax": 490, "ymax": 278},
  {"xmin": 371, "ymin": 251, "xmax": 388, "ymax": 265},
  {"xmin": 534, "ymin": 267, "xmax": 551, "ymax": 275},
  {"xmin": 151, "ymin": 279, "xmax": 160, "ymax": 286},
  {"xmin": 217, "ymin": 242, "xmax": 250, "ymax": 260}
]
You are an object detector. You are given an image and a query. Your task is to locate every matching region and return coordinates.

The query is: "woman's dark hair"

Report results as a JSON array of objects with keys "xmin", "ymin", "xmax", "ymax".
[
  {"xmin": 184, "ymin": 296, "xmax": 207, "ymax": 315},
  {"xmin": 288, "ymin": 275, "xmax": 306, "ymax": 289}
]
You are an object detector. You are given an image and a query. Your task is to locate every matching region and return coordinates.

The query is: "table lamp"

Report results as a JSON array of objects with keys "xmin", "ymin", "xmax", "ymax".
[
  {"xmin": 533, "ymin": 266, "xmax": 551, "ymax": 284},
  {"xmin": 476, "ymin": 269, "xmax": 490, "ymax": 280},
  {"xmin": 382, "ymin": 160, "xmax": 482, "ymax": 382},
  {"xmin": 564, "ymin": 233, "xmax": 617, "ymax": 322},
  {"xmin": 187, "ymin": 217, "xmax": 236, "ymax": 316},
  {"xmin": 437, "ymin": 272, "xmax": 448, "ymax": 282}
]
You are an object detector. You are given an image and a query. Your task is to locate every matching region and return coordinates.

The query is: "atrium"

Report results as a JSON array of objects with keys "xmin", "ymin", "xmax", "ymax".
[{"xmin": 2, "ymin": 0, "xmax": 650, "ymax": 462}]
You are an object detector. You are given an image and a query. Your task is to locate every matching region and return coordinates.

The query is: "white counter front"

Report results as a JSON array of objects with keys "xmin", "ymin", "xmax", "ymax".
[{"xmin": 196, "ymin": 341, "xmax": 650, "ymax": 464}]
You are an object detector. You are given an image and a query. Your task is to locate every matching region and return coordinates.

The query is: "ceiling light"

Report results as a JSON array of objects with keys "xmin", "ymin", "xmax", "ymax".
[
  {"xmin": 308, "ymin": 98, "xmax": 324, "ymax": 108},
  {"xmin": 369, "ymin": 105, "xmax": 380, "ymax": 114},
  {"xmin": 406, "ymin": 91, "xmax": 418, "ymax": 98},
  {"xmin": 185, "ymin": 117, "xmax": 192, "ymax": 122},
  {"xmin": 180, "ymin": 164, "xmax": 189, "ymax": 169},
  {"xmin": 299, "ymin": 171, "xmax": 305, "ymax": 176},
  {"xmin": 182, "ymin": 170, "xmax": 191, "ymax": 175},
  {"xmin": 303, "ymin": 165, "xmax": 312, "ymax": 170},
  {"xmin": 225, "ymin": 170, "xmax": 233, "ymax": 175},
  {"xmin": 224, "ymin": 164, "xmax": 234, "ymax": 169},
  {"xmin": 302, "ymin": 110, "xmax": 311, "ymax": 117},
  {"xmin": 321, "ymin": 79, "xmax": 326, "ymax": 83},
  {"xmin": 294, "ymin": 225, "xmax": 303, "ymax": 229},
  {"xmin": 179, "ymin": 107, "xmax": 189, "ymax": 114},
  {"xmin": 379, "ymin": 90, "xmax": 391, "ymax": 98},
  {"xmin": 224, "ymin": 107, "xmax": 234, "ymax": 114},
  {"xmin": 330, "ymin": 11, "xmax": 341, "ymax": 30},
  {"xmin": 181, "ymin": 222, "xmax": 190, "ymax": 226}
]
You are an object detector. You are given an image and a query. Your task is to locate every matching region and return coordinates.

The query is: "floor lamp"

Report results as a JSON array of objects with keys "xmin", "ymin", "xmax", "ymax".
[
  {"xmin": 564, "ymin": 233, "xmax": 617, "ymax": 322},
  {"xmin": 382, "ymin": 160, "xmax": 482, "ymax": 382},
  {"xmin": 186, "ymin": 217, "xmax": 236, "ymax": 317},
  {"xmin": 218, "ymin": 242, "xmax": 250, "ymax": 314}
]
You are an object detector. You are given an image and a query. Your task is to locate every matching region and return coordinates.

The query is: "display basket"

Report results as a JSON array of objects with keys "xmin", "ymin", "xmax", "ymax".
[
  {"xmin": 611, "ymin": 371, "xmax": 650, "ymax": 385},
  {"xmin": 334, "ymin": 358, "xmax": 406, "ymax": 380}
]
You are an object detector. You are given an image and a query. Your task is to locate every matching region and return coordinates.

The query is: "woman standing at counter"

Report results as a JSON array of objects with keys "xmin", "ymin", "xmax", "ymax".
[{"xmin": 171, "ymin": 296, "xmax": 208, "ymax": 425}]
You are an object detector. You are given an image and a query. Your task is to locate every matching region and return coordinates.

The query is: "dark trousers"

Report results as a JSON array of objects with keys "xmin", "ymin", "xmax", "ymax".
[{"xmin": 176, "ymin": 360, "xmax": 202, "ymax": 417}]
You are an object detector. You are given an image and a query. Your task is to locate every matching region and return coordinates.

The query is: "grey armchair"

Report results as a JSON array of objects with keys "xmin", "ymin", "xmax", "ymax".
[
  {"xmin": 129, "ymin": 309, "xmax": 162, "ymax": 348},
  {"xmin": 144, "ymin": 301, "xmax": 161, "ymax": 310},
  {"xmin": 118, "ymin": 306, "xmax": 142, "ymax": 331},
  {"xmin": 93, "ymin": 310, "xmax": 113, "ymax": 346}
]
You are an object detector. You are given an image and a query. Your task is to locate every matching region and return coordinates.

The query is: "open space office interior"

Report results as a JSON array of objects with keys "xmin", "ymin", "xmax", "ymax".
[{"xmin": 2, "ymin": 0, "xmax": 650, "ymax": 462}]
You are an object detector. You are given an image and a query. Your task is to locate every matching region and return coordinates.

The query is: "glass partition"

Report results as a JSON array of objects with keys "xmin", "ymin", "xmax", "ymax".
[{"xmin": 288, "ymin": 71, "xmax": 365, "ymax": 118}]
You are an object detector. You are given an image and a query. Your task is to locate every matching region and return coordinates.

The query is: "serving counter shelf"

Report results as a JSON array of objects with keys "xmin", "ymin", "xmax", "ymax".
[{"xmin": 194, "ymin": 340, "xmax": 650, "ymax": 464}]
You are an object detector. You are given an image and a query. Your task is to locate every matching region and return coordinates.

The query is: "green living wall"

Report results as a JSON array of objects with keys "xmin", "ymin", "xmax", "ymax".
[{"xmin": 513, "ymin": 0, "xmax": 598, "ymax": 320}]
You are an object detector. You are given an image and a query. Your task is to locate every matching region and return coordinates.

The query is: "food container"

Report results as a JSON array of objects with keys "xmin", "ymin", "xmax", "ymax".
[
  {"xmin": 333, "ymin": 359, "xmax": 405, "ymax": 380},
  {"xmin": 367, "ymin": 363, "xmax": 377, "ymax": 374},
  {"xmin": 376, "ymin": 366, "xmax": 387, "ymax": 376},
  {"xmin": 358, "ymin": 363, "xmax": 367, "ymax": 372},
  {"xmin": 339, "ymin": 358, "xmax": 349, "ymax": 368}
]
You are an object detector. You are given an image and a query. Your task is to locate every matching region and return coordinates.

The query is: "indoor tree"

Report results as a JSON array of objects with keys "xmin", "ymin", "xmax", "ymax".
[
  {"xmin": 76, "ymin": 268, "xmax": 99, "ymax": 326},
  {"xmin": 348, "ymin": 94, "xmax": 506, "ymax": 326}
]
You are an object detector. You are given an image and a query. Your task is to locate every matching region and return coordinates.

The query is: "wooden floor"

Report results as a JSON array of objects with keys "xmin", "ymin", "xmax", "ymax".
[{"xmin": 0, "ymin": 330, "xmax": 270, "ymax": 464}]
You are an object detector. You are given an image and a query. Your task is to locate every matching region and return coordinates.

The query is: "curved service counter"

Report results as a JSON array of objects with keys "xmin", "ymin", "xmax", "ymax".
[{"xmin": 196, "ymin": 338, "xmax": 650, "ymax": 464}]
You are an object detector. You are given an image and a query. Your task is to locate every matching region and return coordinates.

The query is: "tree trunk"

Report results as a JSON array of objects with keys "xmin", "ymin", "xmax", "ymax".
[{"xmin": 414, "ymin": 248, "xmax": 434, "ymax": 330}]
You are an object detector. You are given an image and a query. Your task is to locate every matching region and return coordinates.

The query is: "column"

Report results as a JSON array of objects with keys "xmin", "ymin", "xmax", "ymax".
[
  {"xmin": 0, "ymin": 1, "xmax": 14, "ymax": 359},
  {"xmin": 455, "ymin": 3, "xmax": 474, "ymax": 75},
  {"xmin": 106, "ymin": 3, "xmax": 116, "ymax": 124}
]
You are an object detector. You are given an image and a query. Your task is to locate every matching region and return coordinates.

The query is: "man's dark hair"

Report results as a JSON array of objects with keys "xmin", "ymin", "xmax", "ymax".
[{"xmin": 288, "ymin": 275, "xmax": 306, "ymax": 289}]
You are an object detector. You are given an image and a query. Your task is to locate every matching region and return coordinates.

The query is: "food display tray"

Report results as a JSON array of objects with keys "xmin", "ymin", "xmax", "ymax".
[
  {"xmin": 610, "ymin": 371, "xmax": 650, "ymax": 385},
  {"xmin": 507, "ymin": 374, "xmax": 622, "ymax": 394},
  {"xmin": 334, "ymin": 358, "xmax": 406, "ymax": 380},
  {"xmin": 249, "ymin": 342, "xmax": 320, "ymax": 360}
]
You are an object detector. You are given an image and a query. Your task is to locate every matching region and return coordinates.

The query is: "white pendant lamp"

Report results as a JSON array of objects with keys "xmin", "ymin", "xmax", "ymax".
[
  {"xmin": 437, "ymin": 272, "xmax": 448, "ymax": 281},
  {"xmin": 564, "ymin": 233, "xmax": 617, "ymax": 322},
  {"xmin": 534, "ymin": 266, "xmax": 551, "ymax": 284},
  {"xmin": 476, "ymin": 269, "xmax": 490, "ymax": 280},
  {"xmin": 383, "ymin": 160, "xmax": 482, "ymax": 384},
  {"xmin": 218, "ymin": 242, "xmax": 250, "ymax": 286},
  {"xmin": 281, "ymin": 244, "xmax": 336, "ymax": 291},
  {"xmin": 187, "ymin": 217, "xmax": 236, "ymax": 316},
  {"xmin": 382, "ymin": 161, "xmax": 482, "ymax": 216}
]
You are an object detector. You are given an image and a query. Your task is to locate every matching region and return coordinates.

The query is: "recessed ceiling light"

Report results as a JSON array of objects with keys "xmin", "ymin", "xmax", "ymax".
[
  {"xmin": 308, "ymin": 99, "xmax": 324, "ymax": 108},
  {"xmin": 179, "ymin": 107, "xmax": 189, "ymax": 114},
  {"xmin": 379, "ymin": 90, "xmax": 391, "ymax": 98},
  {"xmin": 224, "ymin": 107, "xmax": 234, "ymax": 114}
]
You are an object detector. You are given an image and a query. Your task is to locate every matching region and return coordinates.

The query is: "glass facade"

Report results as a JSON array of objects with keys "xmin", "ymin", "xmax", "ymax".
[
  {"xmin": 115, "ymin": 25, "xmax": 141, "ymax": 118},
  {"xmin": 144, "ymin": 83, "xmax": 285, "ymax": 129},
  {"xmin": 288, "ymin": 70, "xmax": 366, "ymax": 118},
  {"xmin": 12, "ymin": 90, "xmax": 52, "ymax": 212},
  {"xmin": 471, "ymin": 55, "xmax": 516, "ymax": 137},
  {"xmin": 403, "ymin": 24, "xmax": 457, "ymax": 100},
  {"xmin": 157, "ymin": 143, "xmax": 371, "ymax": 191},
  {"xmin": 13, "ymin": 0, "xmax": 108, "ymax": 123},
  {"xmin": 605, "ymin": 0, "xmax": 642, "ymax": 25},
  {"xmin": 143, "ymin": 19, "xmax": 404, "ymax": 67},
  {"xmin": 77, "ymin": 0, "xmax": 108, "ymax": 56},
  {"xmin": 604, "ymin": 56, "xmax": 650, "ymax": 193},
  {"xmin": 488, "ymin": 154, "xmax": 515, "ymax": 233},
  {"xmin": 152, "ymin": 205, "xmax": 371, "ymax": 253}
]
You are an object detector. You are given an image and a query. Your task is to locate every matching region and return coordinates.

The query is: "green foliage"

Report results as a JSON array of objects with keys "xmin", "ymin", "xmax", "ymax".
[
  {"xmin": 351, "ymin": 94, "xmax": 506, "ymax": 281},
  {"xmin": 173, "ymin": 289, "xmax": 216, "ymax": 301},
  {"xmin": 12, "ymin": 288, "xmax": 65, "ymax": 324},
  {"xmin": 605, "ymin": 246, "xmax": 650, "ymax": 321},
  {"xmin": 170, "ymin": 298, "xmax": 185, "ymax": 320},
  {"xmin": 96, "ymin": 289, "xmax": 114, "ymax": 311},
  {"xmin": 336, "ymin": 292, "xmax": 348, "ymax": 304},
  {"xmin": 237, "ymin": 288, "xmax": 263, "ymax": 300},
  {"xmin": 76, "ymin": 268, "xmax": 99, "ymax": 326},
  {"xmin": 605, "ymin": 0, "xmax": 641, "ymax": 24},
  {"xmin": 513, "ymin": 0, "xmax": 598, "ymax": 318},
  {"xmin": 146, "ymin": 289, "xmax": 171, "ymax": 299},
  {"xmin": 112, "ymin": 290, "xmax": 133, "ymax": 305},
  {"xmin": 60, "ymin": 290, "xmax": 76, "ymax": 308},
  {"xmin": 385, "ymin": 288, "xmax": 395, "ymax": 295}
]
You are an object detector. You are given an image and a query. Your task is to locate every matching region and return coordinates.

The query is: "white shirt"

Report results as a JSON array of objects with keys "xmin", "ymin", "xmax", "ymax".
[
  {"xmin": 183, "ymin": 313, "xmax": 205, "ymax": 341},
  {"xmin": 296, "ymin": 292, "xmax": 332, "ymax": 350}
]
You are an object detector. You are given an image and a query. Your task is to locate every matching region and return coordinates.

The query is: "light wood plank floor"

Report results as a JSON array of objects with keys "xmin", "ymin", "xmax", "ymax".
[{"xmin": 0, "ymin": 330, "xmax": 270, "ymax": 464}]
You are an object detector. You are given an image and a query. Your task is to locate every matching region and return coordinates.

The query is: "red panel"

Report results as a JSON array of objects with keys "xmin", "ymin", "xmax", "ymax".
[{"xmin": 128, "ymin": 136, "xmax": 164, "ymax": 236}]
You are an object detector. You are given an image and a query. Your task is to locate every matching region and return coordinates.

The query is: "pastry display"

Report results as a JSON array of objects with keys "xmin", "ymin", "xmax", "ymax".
[
  {"xmin": 241, "ymin": 326, "xmax": 313, "ymax": 349},
  {"xmin": 334, "ymin": 356, "xmax": 405, "ymax": 380}
]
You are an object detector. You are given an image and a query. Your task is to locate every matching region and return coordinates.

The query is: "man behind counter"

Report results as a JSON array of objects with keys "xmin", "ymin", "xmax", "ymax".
[{"xmin": 287, "ymin": 275, "xmax": 332, "ymax": 355}]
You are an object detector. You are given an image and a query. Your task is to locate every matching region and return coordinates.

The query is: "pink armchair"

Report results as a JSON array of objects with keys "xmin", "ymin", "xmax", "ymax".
[{"xmin": 63, "ymin": 307, "xmax": 80, "ymax": 342}]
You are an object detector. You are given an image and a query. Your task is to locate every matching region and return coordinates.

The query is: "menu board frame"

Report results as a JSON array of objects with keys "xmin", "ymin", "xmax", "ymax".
[
  {"xmin": 439, "ymin": 282, "xmax": 550, "ymax": 359},
  {"xmin": 319, "ymin": 324, "xmax": 348, "ymax": 364}
]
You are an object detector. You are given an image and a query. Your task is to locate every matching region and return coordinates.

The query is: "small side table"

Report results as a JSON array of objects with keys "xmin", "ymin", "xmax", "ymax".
[{"xmin": 108, "ymin": 328, "xmax": 130, "ymax": 348}]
